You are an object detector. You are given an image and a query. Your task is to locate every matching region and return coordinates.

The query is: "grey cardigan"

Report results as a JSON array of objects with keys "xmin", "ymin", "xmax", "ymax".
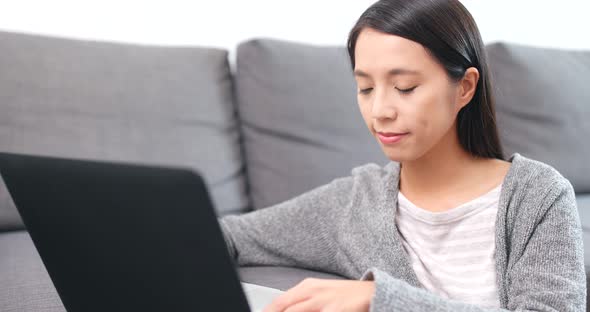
[{"xmin": 219, "ymin": 153, "xmax": 586, "ymax": 311}]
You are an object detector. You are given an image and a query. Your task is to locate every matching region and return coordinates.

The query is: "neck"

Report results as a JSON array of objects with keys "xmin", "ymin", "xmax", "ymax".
[{"xmin": 399, "ymin": 126, "xmax": 483, "ymax": 196}]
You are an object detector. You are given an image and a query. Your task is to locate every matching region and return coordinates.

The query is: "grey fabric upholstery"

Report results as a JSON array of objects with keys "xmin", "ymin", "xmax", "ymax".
[
  {"xmin": 578, "ymin": 195, "xmax": 590, "ymax": 312},
  {"xmin": 0, "ymin": 30, "xmax": 249, "ymax": 231},
  {"xmin": 238, "ymin": 266, "xmax": 346, "ymax": 291},
  {"xmin": 577, "ymin": 195, "xmax": 590, "ymax": 269},
  {"xmin": 0, "ymin": 231, "xmax": 65, "ymax": 312},
  {"xmin": 486, "ymin": 42, "xmax": 590, "ymax": 193},
  {"xmin": 235, "ymin": 38, "xmax": 388, "ymax": 210}
]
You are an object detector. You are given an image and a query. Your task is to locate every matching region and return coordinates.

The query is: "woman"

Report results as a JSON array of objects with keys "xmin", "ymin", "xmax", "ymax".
[{"xmin": 220, "ymin": 0, "xmax": 586, "ymax": 311}]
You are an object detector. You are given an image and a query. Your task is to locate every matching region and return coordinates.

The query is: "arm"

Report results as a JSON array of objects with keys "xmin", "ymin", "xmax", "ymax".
[
  {"xmin": 360, "ymin": 180, "xmax": 586, "ymax": 312},
  {"xmin": 218, "ymin": 173, "xmax": 356, "ymax": 273}
]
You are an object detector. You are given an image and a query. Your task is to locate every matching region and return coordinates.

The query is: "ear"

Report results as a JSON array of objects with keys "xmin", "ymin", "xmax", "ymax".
[{"xmin": 455, "ymin": 67, "xmax": 480, "ymax": 111}]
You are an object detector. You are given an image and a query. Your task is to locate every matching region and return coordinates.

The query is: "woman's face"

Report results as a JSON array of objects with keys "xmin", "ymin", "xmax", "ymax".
[{"xmin": 354, "ymin": 28, "xmax": 467, "ymax": 163}]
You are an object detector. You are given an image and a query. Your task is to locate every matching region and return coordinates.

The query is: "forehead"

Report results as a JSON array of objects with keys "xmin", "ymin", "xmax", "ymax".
[{"xmin": 354, "ymin": 28, "xmax": 433, "ymax": 76}]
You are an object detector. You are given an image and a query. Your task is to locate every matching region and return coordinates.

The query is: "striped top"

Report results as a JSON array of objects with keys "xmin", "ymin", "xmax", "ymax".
[{"xmin": 396, "ymin": 184, "xmax": 502, "ymax": 308}]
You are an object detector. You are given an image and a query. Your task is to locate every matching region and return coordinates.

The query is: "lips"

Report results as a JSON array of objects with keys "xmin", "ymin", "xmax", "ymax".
[
  {"xmin": 377, "ymin": 131, "xmax": 408, "ymax": 137},
  {"xmin": 376, "ymin": 131, "xmax": 409, "ymax": 144}
]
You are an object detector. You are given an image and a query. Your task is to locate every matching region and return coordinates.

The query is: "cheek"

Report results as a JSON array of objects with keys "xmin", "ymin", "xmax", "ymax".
[{"xmin": 408, "ymin": 89, "xmax": 456, "ymax": 138}]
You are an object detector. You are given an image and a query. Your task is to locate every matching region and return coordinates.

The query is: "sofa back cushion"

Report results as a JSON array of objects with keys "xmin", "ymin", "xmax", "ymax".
[
  {"xmin": 487, "ymin": 42, "xmax": 590, "ymax": 193},
  {"xmin": 235, "ymin": 38, "xmax": 389, "ymax": 210},
  {"xmin": 0, "ymin": 31, "xmax": 249, "ymax": 231}
]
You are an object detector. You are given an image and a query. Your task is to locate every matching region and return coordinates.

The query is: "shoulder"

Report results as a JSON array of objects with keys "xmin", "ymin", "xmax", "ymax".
[
  {"xmin": 350, "ymin": 160, "xmax": 399, "ymax": 176},
  {"xmin": 507, "ymin": 153, "xmax": 577, "ymax": 221},
  {"xmin": 509, "ymin": 153, "xmax": 574, "ymax": 195},
  {"xmin": 343, "ymin": 161, "xmax": 400, "ymax": 199},
  {"xmin": 349, "ymin": 161, "xmax": 399, "ymax": 184}
]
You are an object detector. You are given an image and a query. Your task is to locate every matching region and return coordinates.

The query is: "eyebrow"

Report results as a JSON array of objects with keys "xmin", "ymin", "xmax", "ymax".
[{"xmin": 353, "ymin": 68, "xmax": 420, "ymax": 78}]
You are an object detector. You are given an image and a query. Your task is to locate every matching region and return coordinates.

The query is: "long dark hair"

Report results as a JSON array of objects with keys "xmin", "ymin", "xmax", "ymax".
[{"xmin": 347, "ymin": 0, "xmax": 504, "ymax": 160}]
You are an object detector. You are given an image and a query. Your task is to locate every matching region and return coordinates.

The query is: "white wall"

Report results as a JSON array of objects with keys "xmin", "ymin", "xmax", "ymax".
[{"xmin": 0, "ymin": 0, "xmax": 588, "ymax": 59}]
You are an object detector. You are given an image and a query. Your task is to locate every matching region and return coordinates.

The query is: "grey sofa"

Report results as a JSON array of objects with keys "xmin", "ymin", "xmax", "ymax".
[{"xmin": 0, "ymin": 30, "xmax": 588, "ymax": 311}]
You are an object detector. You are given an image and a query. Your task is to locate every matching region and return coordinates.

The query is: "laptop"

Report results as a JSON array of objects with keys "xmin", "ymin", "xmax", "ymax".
[{"xmin": 0, "ymin": 152, "xmax": 283, "ymax": 312}]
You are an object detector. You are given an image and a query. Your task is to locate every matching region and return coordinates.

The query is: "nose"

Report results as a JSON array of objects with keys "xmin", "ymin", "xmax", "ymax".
[{"xmin": 371, "ymin": 87, "xmax": 397, "ymax": 121}]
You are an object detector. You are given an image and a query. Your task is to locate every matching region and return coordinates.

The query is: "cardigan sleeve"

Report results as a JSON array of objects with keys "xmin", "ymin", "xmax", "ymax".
[
  {"xmin": 217, "ymin": 174, "xmax": 356, "ymax": 273},
  {"xmin": 359, "ymin": 180, "xmax": 586, "ymax": 312}
]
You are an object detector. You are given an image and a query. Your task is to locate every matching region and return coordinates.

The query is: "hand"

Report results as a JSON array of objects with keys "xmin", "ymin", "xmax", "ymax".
[{"xmin": 262, "ymin": 278, "xmax": 375, "ymax": 312}]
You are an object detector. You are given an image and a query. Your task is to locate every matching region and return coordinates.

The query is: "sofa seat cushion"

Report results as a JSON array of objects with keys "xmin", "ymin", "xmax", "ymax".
[
  {"xmin": 576, "ymin": 195, "xmax": 590, "ymax": 269},
  {"xmin": 0, "ymin": 230, "xmax": 65, "ymax": 312},
  {"xmin": 577, "ymin": 194, "xmax": 590, "ymax": 312},
  {"xmin": 238, "ymin": 266, "xmax": 346, "ymax": 291}
]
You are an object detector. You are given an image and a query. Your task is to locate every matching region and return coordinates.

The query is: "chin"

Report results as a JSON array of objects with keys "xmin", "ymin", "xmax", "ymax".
[
  {"xmin": 380, "ymin": 147, "xmax": 410, "ymax": 163},
  {"xmin": 379, "ymin": 144, "xmax": 425, "ymax": 164},
  {"xmin": 373, "ymin": 132, "xmax": 423, "ymax": 163}
]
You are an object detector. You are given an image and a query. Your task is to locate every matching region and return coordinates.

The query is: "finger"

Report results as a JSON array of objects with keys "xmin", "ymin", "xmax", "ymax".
[
  {"xmin": 263, "ymin": 279, "xmax": 321, "ymax": 312},
  {"xmin": 263, "ymin": 292, "xmax": 310, "ymax": 312}
]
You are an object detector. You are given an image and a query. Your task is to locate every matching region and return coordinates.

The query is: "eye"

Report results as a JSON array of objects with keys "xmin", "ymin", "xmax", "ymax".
[
  {"xmin": 396, "ymin": 86, "xmax": 417, "ymax": 94},
  {"xmin": 359, "ymin": 88, "xmax": 373, "ymax": 95}
]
